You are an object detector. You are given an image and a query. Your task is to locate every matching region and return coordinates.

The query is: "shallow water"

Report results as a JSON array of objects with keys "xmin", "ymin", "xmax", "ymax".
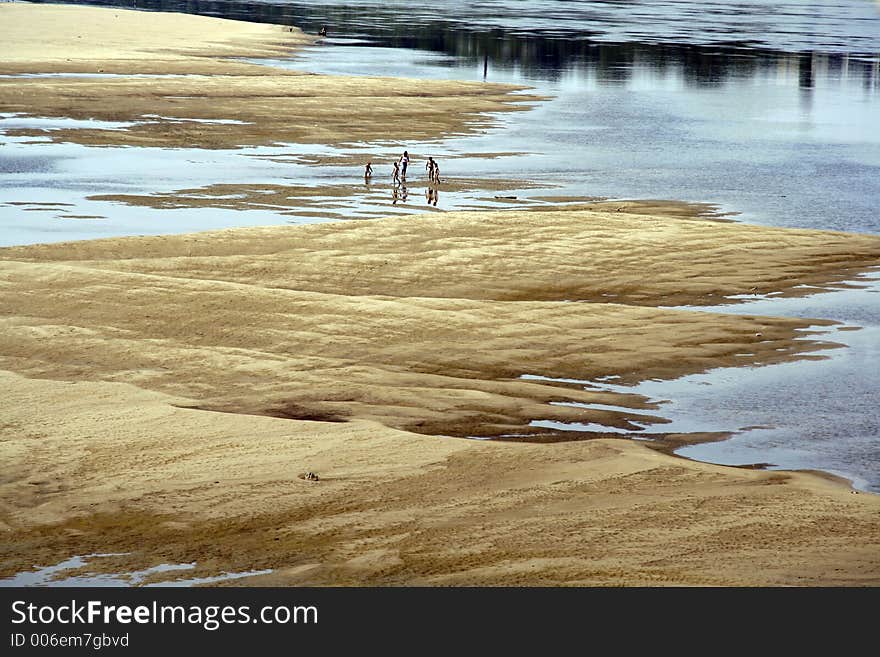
[
  {"xmin": 523, "ymin": 272, "xmax": 880, "ymax": 492},
  {"xmin": 0, "ymin": 105, "xmax": 554, "ymax": 246},
  {"xmin": 9, "ymin": 0, "xmax": 878, "ymax": 236},
  {"xmin": 664, "ymin": 273, "xmax": 880, "ymax": 492},
  {"xmin": 0, "ymin": 553, "xmax": 272, "ymax": 587},
  {"xmin": 277, "ymin": 37, "xmax": 879, "ymax": 234},
  {"xmin": 527, "ymin": 270, "xmax": 880, "ymax": 491}
]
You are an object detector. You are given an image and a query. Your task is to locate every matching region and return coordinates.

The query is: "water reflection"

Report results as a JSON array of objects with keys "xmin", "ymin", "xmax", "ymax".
[{"xmin": 29, "ymin": 0, "xmax": 880, "ymax": 91}]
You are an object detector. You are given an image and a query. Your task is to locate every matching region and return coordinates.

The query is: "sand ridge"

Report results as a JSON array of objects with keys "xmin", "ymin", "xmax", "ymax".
[
  {"xmin": 6, "ymin": 207, "xmax": 878, "ymax": 440},
  {"xmin": 8, "ymin": 205, "xmax": 879, "ymax": 307},
  {"xmin": 0, "ymin": 3, "xmax": 311, "ymax": 70}
]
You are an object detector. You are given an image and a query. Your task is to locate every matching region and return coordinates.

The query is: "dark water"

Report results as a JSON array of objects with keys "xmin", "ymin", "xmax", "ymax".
[
  {"xmin": 33, "ymin": 0, "xmax": 880, "ymax": 57},
  {"xmin": 4, "ymin": 0, "xmax": 880, "ymax": 490}
]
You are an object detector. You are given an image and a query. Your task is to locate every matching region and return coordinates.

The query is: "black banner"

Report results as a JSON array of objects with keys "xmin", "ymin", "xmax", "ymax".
[{"xmin": 1, "ymin": 586, "xmax": 875, "ymax": 652}]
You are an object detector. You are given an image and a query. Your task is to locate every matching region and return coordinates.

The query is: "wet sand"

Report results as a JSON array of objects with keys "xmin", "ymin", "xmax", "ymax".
[
  {"xmin": 2, "ymin": 4, "xmax": 879, "ymax": 586},
  {"xmin": 86, "ymin": 176, "xmax": 547, "ymax": 218}
]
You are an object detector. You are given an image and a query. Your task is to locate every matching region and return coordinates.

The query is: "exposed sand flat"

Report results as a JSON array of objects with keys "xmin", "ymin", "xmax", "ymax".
[
  {"xmin": 2, "ymin": 372, "xmax": 878, "ymax": 587},
  {"xmin": 0, "ymin": 255, "xmax": 820, "ymax": 439},
  {"xmin": 9, "ymin": 206, "xmax": 880, "ymax": 307},
  {"xmin": 6, "ymin": 208, "xmax": 878, "ymax": 440},
  {"xmin": 0, "ymin": 4, "xmax": 539, "ymax": 149},
  {"xmin": 2, "ymin": 208, "xmax": 880, "ymax": 585}
]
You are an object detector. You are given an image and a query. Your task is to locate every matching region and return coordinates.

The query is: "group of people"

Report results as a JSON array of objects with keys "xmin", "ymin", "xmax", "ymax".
[
  {"xmin": 363, "ymin": 151, "xmax": 440, "ymax": 186},
  {"xmin": 362, "ymin": 151, "xmax": 441, "ymax": 207}
]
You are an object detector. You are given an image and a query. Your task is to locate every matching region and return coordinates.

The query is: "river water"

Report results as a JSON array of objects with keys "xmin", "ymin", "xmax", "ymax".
[{"xmin": 3, "ymin": 0, "xmax": 879, "ymax": 490}]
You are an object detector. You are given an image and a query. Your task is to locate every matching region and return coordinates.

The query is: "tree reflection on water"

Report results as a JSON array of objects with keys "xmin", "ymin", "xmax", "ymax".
[{"xmin": 27, "ymin": 0, "xmax": 880, "ymax": 90}]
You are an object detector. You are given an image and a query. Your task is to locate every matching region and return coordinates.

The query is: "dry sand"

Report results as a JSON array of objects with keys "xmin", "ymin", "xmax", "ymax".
[
  {"xmin": 3, "ymin": 208, "xmax": 880, "ymax": 586},
  {"xmin": 1, "ymin": 4, "xmax": 879, "ymax": 587}
]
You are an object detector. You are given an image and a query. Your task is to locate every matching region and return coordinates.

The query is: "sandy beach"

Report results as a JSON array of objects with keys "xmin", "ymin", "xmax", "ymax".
[{"xmin": 1, "ymin": 4, "xmax": 879, "ymax": 587}]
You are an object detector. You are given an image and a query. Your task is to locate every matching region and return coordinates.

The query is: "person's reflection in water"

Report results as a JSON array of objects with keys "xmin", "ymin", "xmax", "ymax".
[
  {"xmin": 426, "ymin": 185, "xmax": 439, "ymax": 207},
  {"xmin": 400, "ymin": 182, "xmax": 408, "ymax": 203},
  {"xmin": 392, "ymin": 185, "xmax": 399, "ymax": 205}
]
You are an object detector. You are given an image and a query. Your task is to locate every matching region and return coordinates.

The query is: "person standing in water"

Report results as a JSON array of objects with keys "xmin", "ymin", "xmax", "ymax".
[
  {"xmin": 392, "ymin": 160, "xmax": 400, "ymax": 184},
  {"xmin": 364, "ymin": 161, "xmax": 373, "ymax": 181},
  {"xmin": 399, "ymin": 150, "xmax": 410, "ymax": 179}
]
